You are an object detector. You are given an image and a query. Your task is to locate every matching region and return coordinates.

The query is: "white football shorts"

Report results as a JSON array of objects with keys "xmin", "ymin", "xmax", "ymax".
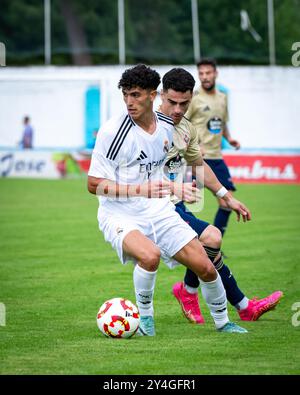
[{"xmin": 97, "ymin": 206, "xmax": 197, "ymax": 269}]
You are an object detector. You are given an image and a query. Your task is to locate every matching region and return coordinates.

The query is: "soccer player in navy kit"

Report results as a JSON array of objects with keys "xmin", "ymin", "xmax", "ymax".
[
  {"xmin": 186, "ymin": 58, "xmax": 238, "ymax": 238},
  {"xmin": 88, "ymin": 64, "xmax": 249, "ymax": 336},
  {"xmin": 160, "ymin": 67, "xmax": 283, "ymax": 324}
]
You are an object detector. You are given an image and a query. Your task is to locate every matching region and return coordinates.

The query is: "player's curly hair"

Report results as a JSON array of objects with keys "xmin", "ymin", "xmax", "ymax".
[
  {"xmin": 118, "ymin": 64, "xmax": 161, "ymax": 91},
  {"xmin": 162, "ymin": 68, "xmax": 195, "ymax": 93}
]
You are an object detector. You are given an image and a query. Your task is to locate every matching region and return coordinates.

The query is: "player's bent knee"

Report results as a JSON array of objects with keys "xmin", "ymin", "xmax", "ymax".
[
  {"xmin": 189, "ymin": 249, "xmax": 216, "ymax": 281},
  {"xmin": 199, "ymin": 262, "xmax": 217, "ymax": 282},
  {"xmin": 139, "ymin": 248, "xmax": 161, "ymax": 271},
  {"xmin": 200, "ymin": 225, "xmax": 222, "ymax": 248}
]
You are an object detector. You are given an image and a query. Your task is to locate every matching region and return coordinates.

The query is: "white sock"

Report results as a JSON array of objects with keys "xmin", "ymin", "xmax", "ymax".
[
  {"xmin": 235, "ymin": 296, "xmax": 249, "ymax": 311},
  {"xmin": 184, "ymin": 284, "xmax": 198, "ymax": 294},
  {"xmin": 199, "ymin": 272, "xmax": 229, "ymax": 329},
  {"xmin": 133, "ymin": 264, "xmax": 157, "ymax": 317}
]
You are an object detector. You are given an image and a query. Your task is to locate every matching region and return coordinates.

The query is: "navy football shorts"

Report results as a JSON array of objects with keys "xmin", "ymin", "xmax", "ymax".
[
  {"xmin": 204, "ymin": 159, "xmax": 236, "ymax": 191},
  {"xmin": 175, "ymin": 201, "xmax": 209, "ymax": 237}
]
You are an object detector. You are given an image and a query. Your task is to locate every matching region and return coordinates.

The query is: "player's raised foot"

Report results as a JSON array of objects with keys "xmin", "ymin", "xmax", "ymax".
[
  {"xmin": 238, "ymin": 291, "xmax": 283, "ymax": 321},
  {"xmin": 136, "ymin": 316, "xmax": 156, "ymax": 336},
  {"xmin": 218, "ymin": 322, "xmax": 248, "ymax": 333},
  {"xmin": 172, "ymin": 282, "xmax": 205, "ymax": 324}
]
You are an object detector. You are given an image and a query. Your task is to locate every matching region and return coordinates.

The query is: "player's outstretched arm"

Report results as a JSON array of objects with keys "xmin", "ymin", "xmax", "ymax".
[{"xmin": 88, "ymin": 176, "xmax": 171, "ymax": 198}]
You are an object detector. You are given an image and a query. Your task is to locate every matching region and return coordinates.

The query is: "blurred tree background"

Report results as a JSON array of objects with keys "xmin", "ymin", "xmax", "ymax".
[{"xmin": 0, "ymin": 0, "xmax": 299, "ymax": 66}]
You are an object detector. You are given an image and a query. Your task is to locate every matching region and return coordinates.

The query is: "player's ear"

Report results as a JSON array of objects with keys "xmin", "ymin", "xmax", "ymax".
[{"xmin": 149, "ymin": 90, "xmax": 157, "ymax": 102}]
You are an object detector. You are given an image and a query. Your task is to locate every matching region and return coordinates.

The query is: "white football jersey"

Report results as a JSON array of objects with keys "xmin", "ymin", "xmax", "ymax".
[{"xmin": 88, "ymin": 111, "xmax": 175, "ymax": 216}]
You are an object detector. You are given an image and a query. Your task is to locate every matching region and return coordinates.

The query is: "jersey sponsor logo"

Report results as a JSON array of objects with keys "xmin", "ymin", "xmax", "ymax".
[
  {"xmin": 207, "ymin": 117, "xmax": 222, "ymax": 134},
  {"xmin": 106, "ymin": 115, "xmax": 134, "ymax": 161},
  {"xmin": 164, "ymin": 154, "xmax": 183, "ymax": 180},
  {"xmin": 139, "ymin": 158, "xmax": 165, "ymax": 179}
]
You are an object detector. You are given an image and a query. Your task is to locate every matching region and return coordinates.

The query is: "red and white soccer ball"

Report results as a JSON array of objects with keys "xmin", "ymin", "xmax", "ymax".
[{"xmin": 96, "ymin": 297, "xmax": 140, "ymax": 339}]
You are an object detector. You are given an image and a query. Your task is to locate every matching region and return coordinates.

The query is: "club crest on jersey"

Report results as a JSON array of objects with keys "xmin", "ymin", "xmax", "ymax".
[
  {"xmin": 164, "ymin": 154, "xmax": 183, "ymax": 181},
  {"xmin": 163, "ymin": 140, "xmax": 170, "ymax": 153},
  {"xmin": 207, "ymin": 117, "xmax": 222, "ymax": 134},
  {"xmin": 183, "ymin": 134, "xmax": 190, "ymax": 144}
]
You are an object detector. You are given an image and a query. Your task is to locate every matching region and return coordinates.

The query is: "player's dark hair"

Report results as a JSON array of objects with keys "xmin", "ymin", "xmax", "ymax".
[
  {"xmin": 162, "ymin": 68, "xmax": 195, "ymax": 93},
  {"xmin": 196, "ymin": 58, "xmax": 217, "ymax": 70},
  {"xmin": 118, "ymin": 64, "xmax": 161, "ymax": 91}
]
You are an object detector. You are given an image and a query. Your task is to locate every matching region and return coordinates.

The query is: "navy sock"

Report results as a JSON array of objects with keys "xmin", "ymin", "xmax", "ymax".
[
  {"xmin": 215, "ymin": 258, "xmax": 245, "ymax": 306},
  {"xmin": 184, "ymin": 245, "xmax": 220, "ymax": 289},
  {"xmin": 184, "ymin": 268, "xmax": 200, "ymax": 288},
  {"xmin": 183, "ymin": 246, "xmax": 245, "ymax": 307},
  {"xmin": 214, "ymin": 207, "xmax": 232, "ymax": 236}
]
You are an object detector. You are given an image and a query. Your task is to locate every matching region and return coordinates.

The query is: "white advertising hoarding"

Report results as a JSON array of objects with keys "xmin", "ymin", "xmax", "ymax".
[
  {"xmin": 0, "ymin": 150, "xmax": 85, "ymax": 179},
  {"xmin": 0, "ymin": 66, "xmax": 299, "ymax": 150}
]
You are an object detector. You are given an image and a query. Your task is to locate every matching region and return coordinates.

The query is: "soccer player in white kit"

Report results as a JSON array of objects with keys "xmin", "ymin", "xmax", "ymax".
[{"xmin": 87, "ymin": 64, "xmax": 247, "ymax": 335}]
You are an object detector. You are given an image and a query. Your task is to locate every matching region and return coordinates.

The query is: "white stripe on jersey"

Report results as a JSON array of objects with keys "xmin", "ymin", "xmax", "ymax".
[
  {"xmin": 106, "ymin": 115, "xmax": 135, "ymax": 161},
  {"xmin": 156, "ymin": 111, "xmax": 174, "ymax": 126}
]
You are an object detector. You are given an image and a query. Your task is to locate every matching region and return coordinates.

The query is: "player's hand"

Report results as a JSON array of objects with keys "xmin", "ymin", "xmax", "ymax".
[
  {"xmin": 172, "ymin": 180, "xmax": 201, "ymax": 203},
  {"xmin": 228, "ymin": 138, "xmax": 241, "ymax": 150},
  {"xmin": 224, "ymin": 196, "xmax": 251, "ymax": 222},
  {"xmin": 140, "ymin": 180, "xmax": 171, "ymax": 198},
  {"xmin": 200, "ymin": 145, "xmax": 206, "ymax": 156}
]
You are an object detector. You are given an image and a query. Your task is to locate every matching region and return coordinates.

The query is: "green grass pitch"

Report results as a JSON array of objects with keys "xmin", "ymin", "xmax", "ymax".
[{"xmin": 0, "ymin": 178, "xmax": 299, "ymax": 375}]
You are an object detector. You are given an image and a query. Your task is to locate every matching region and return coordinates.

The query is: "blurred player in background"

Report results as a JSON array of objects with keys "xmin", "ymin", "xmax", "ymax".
[
  {"xmin": 87, "ymin": 64, "xmax": 249, "ymax": 336},
  {"xmin": 159, "ymin": 67, "xmax": 283, "ymax": 324},
  {"xmin": 186, "ymin": 58, "xmax": 239, "ymax": 241}
]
